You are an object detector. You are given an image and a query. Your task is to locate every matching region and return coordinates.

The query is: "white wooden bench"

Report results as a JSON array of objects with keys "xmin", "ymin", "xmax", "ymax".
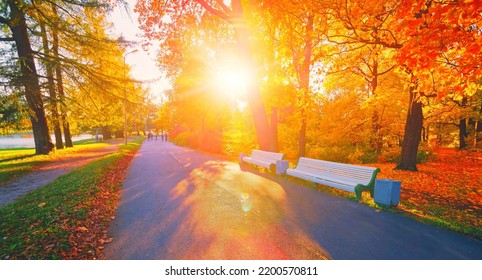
[
  {"xmin": 286, "ymin": 157, "xmax": 380, "ymax": 201},
  {"xmin": 239, "ymin": 150, "xmax": 289, "ymax": 174}
]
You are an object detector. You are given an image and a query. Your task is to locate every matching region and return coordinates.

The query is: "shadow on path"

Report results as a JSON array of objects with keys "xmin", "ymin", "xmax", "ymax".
[{"xmin": 104, "ymin": 142, "xmax": 482, "ymax": 260}]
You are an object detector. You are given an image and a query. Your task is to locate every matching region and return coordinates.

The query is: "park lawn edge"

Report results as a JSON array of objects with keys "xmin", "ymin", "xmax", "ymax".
[
  {"xmin": 309, "ymin": 182, "xmax": 482, "ymax": 241},
  {"xmin": 0, "ymin": 139, "xmax": 111, "ymax": 186},
  {"xmin": 0, "ymin": 137, "xmax": 144, "ymax": 260}
]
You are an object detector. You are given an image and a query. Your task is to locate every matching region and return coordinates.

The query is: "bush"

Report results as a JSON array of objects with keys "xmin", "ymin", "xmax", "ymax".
[
  {"xmin": 172, "ymin": 131, "xmax": 196, "ymax": 148},
  {"xmin": 378, "ymin": 146, "xmax": 437, "ymax": 164},
  {"xmin": 308, "ymin": 145, "xmax": 355, "ymax": 164},
  {"xmin": 222, "ymin": 129, "xmax": 256, "ymax": 159},
  {"xmin": 357, "ymin": 149, "xmax": 379, "ymax": 164},
  {"xmin": 379, "ymin": 147, "xmax": 400, "ymax": 163}
]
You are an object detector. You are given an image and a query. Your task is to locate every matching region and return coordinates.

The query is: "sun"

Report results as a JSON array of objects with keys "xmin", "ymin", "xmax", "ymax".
[
  {"xmin": 223, "ymin": 70, "xmax": 248, "ymax": 93},
  {"xmin": 212, "ymin": 61, "xmax": 250, "ymax": 100}
]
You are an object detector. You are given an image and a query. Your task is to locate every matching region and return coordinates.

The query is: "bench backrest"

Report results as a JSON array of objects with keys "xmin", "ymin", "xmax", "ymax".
[
  {"xmin": 295, "ymin": 157, "xmax": 378, "ymax": 185},
  {"xmin": 250, "ymin": 149, "xmax": 285, "ymax": 162}
]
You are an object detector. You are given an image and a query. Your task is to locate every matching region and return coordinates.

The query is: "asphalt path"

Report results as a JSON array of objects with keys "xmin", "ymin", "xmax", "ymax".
[{"xmin": 104, "ymin": 140, "xmax": 482, "ymax": 260}]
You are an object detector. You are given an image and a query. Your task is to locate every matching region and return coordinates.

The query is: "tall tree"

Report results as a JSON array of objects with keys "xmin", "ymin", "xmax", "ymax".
[
  {"xmin": 263, "ymin": 0, "xmax": 319, "ymax": 157},
  {"xmin": 39, "ymin": 22, "xmax": 64, "ymax": 149},
  {"xmin": 1, "ymin": 0, "xmax": 54, "ymax": 154},
  {"xmin": 393, "ymin": 0, "xmax": 482, "ymax": 169}
]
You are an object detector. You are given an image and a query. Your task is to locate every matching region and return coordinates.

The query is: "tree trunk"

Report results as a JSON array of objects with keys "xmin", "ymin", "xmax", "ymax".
[
  {"xmin": 102, "ymin": 126, "xmax": 112, "ymax": 140},
  {"xmin": 40, "ymin": 23, "xmax": 64, "ymax": 150},
  {"xmin": 297, "ymin": 14, "xmax": 314, "ymax": 158},
  {"xmin": 270, "ymin": 107, "xmax": 279, "ymax": 152},
  {"xmin": 396, "ymin": 85, "xmax": 423, "ymax": 171},
  {"xmin": 459, "ymin": 118, "xmax": 468, "ymax": 150},
  {"xmin": 475, "ymin": 101, "xmax": 482, "ymax": 144},
  {"xmin": 422, "ymin": 125, "xmax": 429, "ymax": 142},
  {"xmin": 369, "ymin": 58, "xmax": 384, "ymax": 153},
  {"xmin": 371, "ymin": 110, "xmax": 383, "ymax": 153},
  {"xmin": 231, "ymin": 1, "xmax": 276, "ymax": 152},
  {"xmin": 8, "ymin": 0, "xmax": 53, "ymax": 155},
  {"xmin": 458, "ymin": 97, "xmax": 468, "ymax": 150},
  {"xmin": 477, "ymin": 119, "xmax": 482, "ymax": 143},
  {"xmin": 51, "ymin": 9, "xmax": 73, "ymax": 148},
  {"xmin": 298, "ymin": 117, "xmax": 307, "ymax": 157}
]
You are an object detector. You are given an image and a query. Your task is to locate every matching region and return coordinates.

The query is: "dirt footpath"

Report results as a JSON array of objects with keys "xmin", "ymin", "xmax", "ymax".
[{"xmin": 0, "ymin": 144, "xmax": 119, "ymax": 207}]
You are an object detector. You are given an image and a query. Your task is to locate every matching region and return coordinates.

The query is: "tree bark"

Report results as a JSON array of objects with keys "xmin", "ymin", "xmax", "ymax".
[
  {"xmin": 457, "ymin": 97, "xmax": 469, "ymax": 150},
  {"xmin": 51, "ymin": 8, "xmax": 73, "ymax": 148},
  {"xmin": 270, "ymin": 107, "xmax": 279, "ymax": 152},
  {"xmin": 370, "ymin": 60, "xmax": 383, "ymax": 153},
  {"xmin": 396, "ymin": 84, "xmax": 423, "ymax": 171},
  {"xmin": 297, "ymin": 14, "xmax": 314, "ymax": 158},
  {"xmin": 7, "ymin": 0, "xmax": 53, "ymax": 155},
  {"xmin": 459, "ymin": 119, "xmax": 468, "ymax": 150},
  {"xmin": 102, "ymin": 126, "xmax": 112, "ymax": 140},
  {"xmin": 40, "ymin": 23, "xmax": 64, "ymax": 150}
]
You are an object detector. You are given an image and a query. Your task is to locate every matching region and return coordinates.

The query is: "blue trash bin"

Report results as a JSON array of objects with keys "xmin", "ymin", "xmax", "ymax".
[{"xmin": 374, "ymin": 179, "xmax": 401, "ymax": 207}]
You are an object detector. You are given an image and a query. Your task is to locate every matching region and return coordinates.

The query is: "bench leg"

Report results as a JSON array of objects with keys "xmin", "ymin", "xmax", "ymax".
[
  {"xmin": 238, "ymin": 153, "xmax": 247, "ymax": 171},
  {"xmin": 355, "ymin": 188, "xmax": 362, "ymax": 202}
]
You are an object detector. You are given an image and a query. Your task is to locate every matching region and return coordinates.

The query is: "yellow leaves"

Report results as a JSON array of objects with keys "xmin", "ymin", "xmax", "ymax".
[
  {"xmin": 76, "ymin": 226, "xmax": 89, "ymax": 232},
  {"xmin": 464, "ymin": 83, "xmax": 480, "ymax": 97},
  {"xmin": 37, "ymin": 202, "xmax": 47, "ymax": 207}
]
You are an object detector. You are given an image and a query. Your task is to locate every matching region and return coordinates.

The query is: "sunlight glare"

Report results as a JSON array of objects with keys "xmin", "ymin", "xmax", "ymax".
[
  {"xmin": 216, "ymin": 68, "xmax": 248, "ymax": 98},
  {"xmin": 240, "ymin": 192, "xmax": 252, "ymax": 213}
]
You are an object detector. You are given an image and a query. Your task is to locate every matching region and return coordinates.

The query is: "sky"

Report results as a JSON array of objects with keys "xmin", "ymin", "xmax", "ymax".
[{"xmin": 107, "ymin": 0, "xmax": 171, "ymax": 104}]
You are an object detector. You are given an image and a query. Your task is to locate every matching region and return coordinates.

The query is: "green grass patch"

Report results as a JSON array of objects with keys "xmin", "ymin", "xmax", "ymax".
[
  {"xmin": 0, "ymin": 141, "xmax": 111, "ymax": 186},
  {"xmin": 0, "ymin": 137, "xmax": 144, "ymax": 259}
]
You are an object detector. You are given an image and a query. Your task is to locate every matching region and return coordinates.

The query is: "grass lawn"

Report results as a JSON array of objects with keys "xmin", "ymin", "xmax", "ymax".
[
  {"xmin": 0, "ymin": 137, "xmax": 144, "ymax": 259},
  {"xmin": 315, "ymin": 148, "xmax": 482, "ymax": 241},
  {"xmin": 0, "ymin": 139, "xmax": 111, "ymax": 186}
]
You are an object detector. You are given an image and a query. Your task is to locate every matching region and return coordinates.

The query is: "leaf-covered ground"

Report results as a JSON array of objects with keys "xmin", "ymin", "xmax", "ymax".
[
  {"xmin": 0, "ymin": 139, "xmax": 141, "ymax": 260},
  {"xmin": 367, "ymin": 149, "xmax": 482, "ymax": 239},
  {"xmin": 63, "ymin": 152, "xmax": 134, "ymax": 259}
]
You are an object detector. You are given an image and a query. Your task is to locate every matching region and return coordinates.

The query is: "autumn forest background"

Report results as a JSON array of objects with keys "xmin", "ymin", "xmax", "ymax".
[{"xmin": 1, "ymin": 1, "xmax": 481, "ymax": 240}]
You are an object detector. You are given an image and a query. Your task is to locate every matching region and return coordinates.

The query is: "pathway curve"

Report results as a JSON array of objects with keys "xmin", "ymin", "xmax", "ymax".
[
  {"xmin": 0, "ymin": 144, "xmax": 119, "ymax": 207},
  {"xmin": 104, "ymin": 141, "xmax": 482, "ymax": 260}
]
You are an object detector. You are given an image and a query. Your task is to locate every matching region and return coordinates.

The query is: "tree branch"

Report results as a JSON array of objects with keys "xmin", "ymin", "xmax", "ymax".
[
  {"xmin": 214, "ymin": 0, "xmax": 231, "ymax": 15},
  {"xmin": 0, "ymin": 37, "xmax": 15, "ymax": 42},
  {"xmin": 194, "ymin": 0, "xmax": 230, "ymax": 22}
]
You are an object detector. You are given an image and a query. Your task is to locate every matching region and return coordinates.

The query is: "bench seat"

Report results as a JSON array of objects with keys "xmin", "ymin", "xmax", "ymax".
[
  {"xmin": 287, "ymin": 157, "xmax": 380, "ymax": 201},
  {"xmin": 240, "ymin": 150, "xmax": 288, "ymax": 174}
]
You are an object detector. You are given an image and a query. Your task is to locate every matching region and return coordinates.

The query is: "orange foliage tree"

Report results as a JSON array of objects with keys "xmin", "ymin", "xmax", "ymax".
[
  {"xmin": 322, "ymin": 0, "xmax": 481, "ymax": 170},
  {"xmin": 393, "ymin": 0, "xmax": 482, "ymax": 170}
]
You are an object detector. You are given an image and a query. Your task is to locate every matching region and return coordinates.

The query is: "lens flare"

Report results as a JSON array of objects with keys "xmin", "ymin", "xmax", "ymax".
[{"xmin": 240, "ymin": 192, "xmax": 252, "ymax": 213}]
